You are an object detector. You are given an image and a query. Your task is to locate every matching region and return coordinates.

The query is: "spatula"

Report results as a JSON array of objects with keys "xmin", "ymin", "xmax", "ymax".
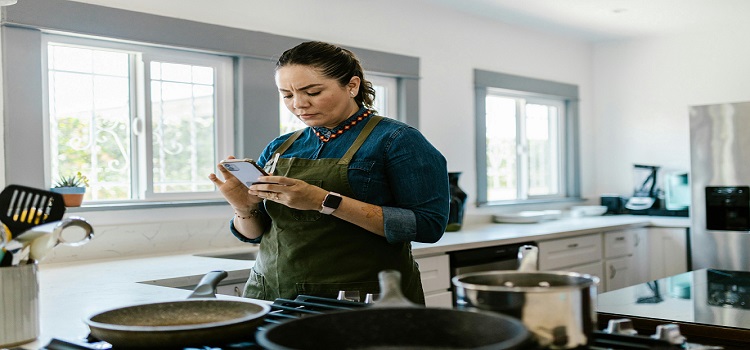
[{"xmin": 0, "ymin": 184, "xmax": 66, "ymax": 239}]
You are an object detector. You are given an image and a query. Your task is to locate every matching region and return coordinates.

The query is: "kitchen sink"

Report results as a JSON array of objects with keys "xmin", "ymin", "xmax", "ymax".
[
  {"xmin": 139, "ymin": 269, "xmax": 250, "ymax": 297},
  {"xmin": 194, "ymin": 250, "xmax": 259, "ymax": 261}
]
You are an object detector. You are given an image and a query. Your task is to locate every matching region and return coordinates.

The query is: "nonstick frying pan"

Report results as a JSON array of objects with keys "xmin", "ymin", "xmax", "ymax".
[
  {"xmin": 85, "ymin": 270, "xmax": 270, "ymax": 349},
  {"xmin": 257, "ymin": 270, "xmax": 531, "ymax": 350}
]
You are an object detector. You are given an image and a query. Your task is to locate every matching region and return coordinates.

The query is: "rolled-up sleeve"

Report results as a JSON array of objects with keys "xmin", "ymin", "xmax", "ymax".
[{"xmin": 381, "ymin": 127, "xmax": 449, "ymax": 244}]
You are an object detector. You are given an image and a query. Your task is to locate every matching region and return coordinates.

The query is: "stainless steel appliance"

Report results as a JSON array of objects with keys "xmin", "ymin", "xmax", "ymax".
[{"xmin": 690, "ymin": 102, "xmax": 750, "ymax": 270}]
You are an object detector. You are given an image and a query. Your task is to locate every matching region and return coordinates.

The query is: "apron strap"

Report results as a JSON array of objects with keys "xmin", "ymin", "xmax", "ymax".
[
  {"xmin": 272, "ymin": 115, "xmax": 382, "ymax": 163},
  {"xmin": 338, "ymin": 116, "xmax": 383, "ymax": 165},
  {"xmin": 274, "ymin": 129, "xmax": 305, "ymax": 156}
]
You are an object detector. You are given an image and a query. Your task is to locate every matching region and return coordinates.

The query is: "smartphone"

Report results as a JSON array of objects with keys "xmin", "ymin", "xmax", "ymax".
[{"xmin": 220, "ymin": 158, "xmax": 270, "ymax": 187}]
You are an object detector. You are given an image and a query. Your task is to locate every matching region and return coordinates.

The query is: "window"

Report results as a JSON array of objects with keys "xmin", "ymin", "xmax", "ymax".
[
  {"xmin": 44, "ymin": 35, "xmax": 234, "ymax": 202},
  {"xmin": 279, "ymin": 74, "xmax": 400, "ymax": 134},
  {"xmin": 475, "ymin": 70, "xmax": 580, "ymax": 205}
]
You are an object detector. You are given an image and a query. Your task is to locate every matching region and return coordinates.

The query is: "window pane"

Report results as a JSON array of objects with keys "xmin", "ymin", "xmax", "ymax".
[
  {"xmin": 526, "ymin": 103, "xmax": 560, "ymax": 196},
  {"xmin": 485, "ymin": 95, "xmax": 517, "ymax": 201},
  {"xmin": 150, "ymin": 63, "xmax": 217, "ymax": 193},
  {"xmin": 48, "ymin": 44, "xmax": 132, "ymax": 201}
]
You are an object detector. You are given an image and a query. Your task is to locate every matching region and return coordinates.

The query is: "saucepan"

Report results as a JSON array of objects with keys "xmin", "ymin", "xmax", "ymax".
[
  {"xmin": 257, "ymin": 269, "xmax": 531, "ymax": 350},
  {"xmin": 452, "ymin": 245, "xmax": 599, "ymax": 349},
  {"xmin": 85, "ymin": 270, "xmax": 271, "ymax": 348}
]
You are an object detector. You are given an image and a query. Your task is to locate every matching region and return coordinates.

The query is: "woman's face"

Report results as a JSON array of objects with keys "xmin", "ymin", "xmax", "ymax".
[{"xmin": 276, "ymin": 64, "xmax": 360, "ymax": 129}]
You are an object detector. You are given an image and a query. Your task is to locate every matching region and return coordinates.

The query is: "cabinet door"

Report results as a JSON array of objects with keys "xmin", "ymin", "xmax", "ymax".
[
  {"xmin": 605, "ymin": 256, "xmax": 633, "ymax": 292},
  {"xmin": 648, "ymin": 228, "xmax": 688, "ymax": 281},
  {"xmin": 538, "ymin": 234, "xmax": 602, "ymax": 270},
  {"xmin": 629, "ymin": 228, "xmax": 651, "ymax": 285},
  {"xmin": 415, "ymin": 254, "xmax": 450, "ymax": 294},
  {"xmin": 566, "ymin": 260, "xmax": 604, "ymax": 291}
]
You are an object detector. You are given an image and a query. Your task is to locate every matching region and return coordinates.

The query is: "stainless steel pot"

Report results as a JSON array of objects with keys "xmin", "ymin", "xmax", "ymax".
[{"xmin": 452, "ymin": 245, "xmax": 599, "ymax": 349}]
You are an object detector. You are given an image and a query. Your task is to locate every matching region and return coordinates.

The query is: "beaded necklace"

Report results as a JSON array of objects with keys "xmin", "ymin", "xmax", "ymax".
[{"xmin": 314, "ymin": 109, "xmax": 372, "ymax": 143}]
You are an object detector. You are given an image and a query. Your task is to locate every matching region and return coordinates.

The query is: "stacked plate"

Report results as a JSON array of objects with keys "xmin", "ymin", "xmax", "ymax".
[{"xmin": 492, "ymin": 210, "xmax": 562, "ymax": 224}]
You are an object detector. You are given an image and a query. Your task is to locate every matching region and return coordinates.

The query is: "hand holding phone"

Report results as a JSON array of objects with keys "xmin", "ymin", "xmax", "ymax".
[{"xmin": 220, "ymin": 158, "xmax": 271, "ymax": 187}]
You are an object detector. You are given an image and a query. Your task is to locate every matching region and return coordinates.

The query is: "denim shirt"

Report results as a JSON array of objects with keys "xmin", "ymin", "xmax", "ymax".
[{"xmin": 230, "ymin": 108, "xmax": 449, "ymax": 244}]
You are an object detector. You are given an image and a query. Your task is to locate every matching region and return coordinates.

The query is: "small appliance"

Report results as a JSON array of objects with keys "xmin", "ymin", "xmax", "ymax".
[{"xmin": 625, "ymin": 164, "xmax": 660, "ymax": 211}]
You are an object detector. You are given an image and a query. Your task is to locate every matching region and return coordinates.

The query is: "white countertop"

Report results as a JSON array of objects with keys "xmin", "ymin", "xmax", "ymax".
[{"xmin": 18, "ymin": 215, "xmax": 689, "ymax": 349}]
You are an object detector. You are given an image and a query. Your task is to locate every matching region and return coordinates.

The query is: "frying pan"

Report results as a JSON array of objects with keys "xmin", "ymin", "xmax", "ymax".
[
  {"xmin": 85, "ymin": 270, "xmax": 270, "ymax": 348},
  {"xmin": 257, "ymin": 270, "xmax": 531, "ymax": 350}
]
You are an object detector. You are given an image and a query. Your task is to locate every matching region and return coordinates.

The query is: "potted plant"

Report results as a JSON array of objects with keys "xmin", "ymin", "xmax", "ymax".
[{"xmin": 51, "ymin": 172, "xmax": 89, "ymax": 207}]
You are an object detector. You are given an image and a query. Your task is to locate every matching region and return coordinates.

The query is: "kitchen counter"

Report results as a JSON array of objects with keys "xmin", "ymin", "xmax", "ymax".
[{"xmin": 17, "ymin": 215, "xmax": 688, "ymax": 349}]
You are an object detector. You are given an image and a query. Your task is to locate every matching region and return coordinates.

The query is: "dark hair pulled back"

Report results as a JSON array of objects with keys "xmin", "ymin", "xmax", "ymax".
[{"xmin": 276, "ymin": 41, "xmax": 376, "ymax": 109}]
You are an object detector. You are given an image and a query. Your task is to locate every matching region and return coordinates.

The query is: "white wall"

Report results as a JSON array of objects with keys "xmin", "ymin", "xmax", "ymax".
[
  {"xmin": 31, "ymin": 0, "xmax": 598, "ymax": 262},
  {"xmin": 69, "ymin": 0, "xmax": 595, "ymax": 210},
  {"xmin": 593, "ymin": 26, "xmax": 750, "ymax": 196}
]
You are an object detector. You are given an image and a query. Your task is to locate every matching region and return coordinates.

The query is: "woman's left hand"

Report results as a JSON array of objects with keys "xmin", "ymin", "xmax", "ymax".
[{"xmin": 248, "ymin": 176, "xmax": 327, "ymax": 211}]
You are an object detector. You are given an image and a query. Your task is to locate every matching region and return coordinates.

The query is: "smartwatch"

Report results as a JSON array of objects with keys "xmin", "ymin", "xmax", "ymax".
[{"xmin": 320, "ymin": 192, "xmax": 342, "ymax": 215}]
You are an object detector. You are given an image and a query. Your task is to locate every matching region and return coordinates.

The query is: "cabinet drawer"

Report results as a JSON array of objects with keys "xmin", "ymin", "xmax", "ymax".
[
  {"xmin": 538, "ymin": 234, "xmax": 602, "ymax": 270},
  {"xmin": 604, "ymin": 229, "xmax": 635, "ymax": 258},
  {"xmin": 415, "ymin": 254, "xmax": 450, "ymax": 294}
]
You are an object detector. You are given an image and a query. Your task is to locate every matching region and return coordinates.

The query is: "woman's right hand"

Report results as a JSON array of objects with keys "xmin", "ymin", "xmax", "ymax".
[{"xmin": 208, "ymin": 156, "xmax": 262, "ymax": 212}]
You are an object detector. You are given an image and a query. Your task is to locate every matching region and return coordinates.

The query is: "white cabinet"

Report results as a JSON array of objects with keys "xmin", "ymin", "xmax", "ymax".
[
  {"xmin": 415, "ymin": 254, "xmax": 452, "ymax": 308},
  {"xmin": 604, "ymin": 255, "xmax": 635, "ymax": 291},
  {"xmin": 647, "ymin": 228, "xmax": 688, "ymax": 281},
  {"xmin": 538, "ymin": 234, "xmax": 602, "ymax": 270},
  {"xmin": 602, "ymin": 228, "xmax": 648, "ymax": 292}
]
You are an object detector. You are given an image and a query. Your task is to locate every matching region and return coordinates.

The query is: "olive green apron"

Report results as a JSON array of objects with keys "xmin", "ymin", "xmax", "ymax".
[{"xmin": 243, "ymin": 116, "xmax": 425, "ymax": 304}]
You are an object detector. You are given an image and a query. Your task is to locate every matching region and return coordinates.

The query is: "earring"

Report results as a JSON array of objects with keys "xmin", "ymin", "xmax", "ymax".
[{"xmin": 351, "ymin": 91, "xmax": 356, "ymax": 97}]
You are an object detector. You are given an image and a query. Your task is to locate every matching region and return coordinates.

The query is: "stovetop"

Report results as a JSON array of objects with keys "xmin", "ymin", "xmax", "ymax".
[{"xmin": 39, "ymin": 294, "xmax": 718, "ymax": 350}]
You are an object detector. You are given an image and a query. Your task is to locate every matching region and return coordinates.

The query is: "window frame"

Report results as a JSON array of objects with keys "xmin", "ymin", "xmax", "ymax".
[
  {"xmin": 41, "ymin": 34, "xmax": 235, "ymax": 202},
  {"xmin": 1, "ymin": 0, "xmax": 421, "ymax": 211},
  {"xmin": 475, "ymin": 69, "xmax": 581, "ymax": 207}
]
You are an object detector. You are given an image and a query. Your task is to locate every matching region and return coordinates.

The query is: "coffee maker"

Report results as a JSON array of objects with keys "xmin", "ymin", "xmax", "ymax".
[{"xmin": 625, "ymin": 164, "xmax": 659, "ymax": 212}]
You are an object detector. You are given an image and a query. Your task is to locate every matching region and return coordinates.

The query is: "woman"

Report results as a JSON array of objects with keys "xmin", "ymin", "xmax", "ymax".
[{"xmin": 209, "ymin": 41, "xmax": 449, "ymax": 304}]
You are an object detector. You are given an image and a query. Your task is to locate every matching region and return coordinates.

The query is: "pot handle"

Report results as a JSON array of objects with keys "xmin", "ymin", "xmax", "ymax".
[
  {"xmin": 517, "ymin": 245, "xmax": 539, "ymax": 272},
  {"xmin": 373, "ymin": 270, "xmax": 419, "ymax": 308}
]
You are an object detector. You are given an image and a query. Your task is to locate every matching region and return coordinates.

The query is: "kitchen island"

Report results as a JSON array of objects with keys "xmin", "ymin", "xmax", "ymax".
[
  {"xmin": 597, "ymin": 268, "xmax": 750, "ymax": 350},
  {"xmin": 14, "ymin": 215, "xmax": 688, "ymax": 349}
]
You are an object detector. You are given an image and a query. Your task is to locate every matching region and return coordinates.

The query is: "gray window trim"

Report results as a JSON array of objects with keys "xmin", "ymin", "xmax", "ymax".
[
  {"xmin": 1, "ymin": 0, "xmax": 419, "ymax": 199},
  {"xmin": 474, "ymin": 69, "xmax": 581, "ymax": 206}
]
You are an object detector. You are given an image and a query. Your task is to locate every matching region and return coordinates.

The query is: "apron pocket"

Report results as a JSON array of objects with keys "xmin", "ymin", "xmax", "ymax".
[
  {"xmin": 295, "ymin": 281, "xmax": 380, "ymax": 300},
  {"xmin": 243, "ymin": 267, "xmax": 267, "ymax": 300}
]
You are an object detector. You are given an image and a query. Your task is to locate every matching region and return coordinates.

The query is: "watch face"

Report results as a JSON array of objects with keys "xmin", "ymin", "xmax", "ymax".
[{"xmin": 323, "ymin": 193, "xmax": 342, "ymax": 209}]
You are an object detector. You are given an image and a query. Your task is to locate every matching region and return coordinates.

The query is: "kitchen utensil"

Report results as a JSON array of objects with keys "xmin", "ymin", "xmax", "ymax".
[
  {"xmin": 452, "ymin": 245, "xmax": 600, "ymax": 349},
  {"xmin": 257, "ymin": 270, "xmax": 531, "ymax": 350},
  {"xmin": 15, "ymin": 216, "xmax": 93, "ymax": 261},
  {"xmin": 0, "ymin": 185, "xmax": 66, "ymax": 239},
  {"xmin": 85, "ymin": 270, "xmax": 271, "ymax": 349}
]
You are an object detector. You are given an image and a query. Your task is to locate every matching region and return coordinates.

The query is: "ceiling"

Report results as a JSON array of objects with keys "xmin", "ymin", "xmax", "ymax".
[{"xmin": 424, "ymin": 0, "xmax": 750, "ymax": 42}]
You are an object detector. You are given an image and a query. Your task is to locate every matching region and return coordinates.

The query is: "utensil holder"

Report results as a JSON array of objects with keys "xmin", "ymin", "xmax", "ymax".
[{"xmin": 0, "ymin": 262, "xmax": 39, "ymax": 347}]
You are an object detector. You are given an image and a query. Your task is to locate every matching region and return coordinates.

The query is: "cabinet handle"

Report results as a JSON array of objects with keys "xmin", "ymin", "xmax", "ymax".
[
  {"xmin": 635, "ymin": 234, "xmax": 640, "ymax": 246},
  {"xmin": 567, "ymin": 243, "xmax": 579, "ymax": 248},
  {"xmin": 609, "ymin": 264, "xmax": 616, "ymax": 279},
  {"xmin": 615, "ymin": 236, "xmax": 625, "ymax": 241}
]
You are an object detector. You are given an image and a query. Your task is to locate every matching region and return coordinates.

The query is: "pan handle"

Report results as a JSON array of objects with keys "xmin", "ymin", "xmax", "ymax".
[{"xmin": 188, "ymin": 270, "xmax": 228, "ymax": 299}]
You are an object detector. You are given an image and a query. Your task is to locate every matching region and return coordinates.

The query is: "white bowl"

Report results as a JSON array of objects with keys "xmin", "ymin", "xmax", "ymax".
[{"xmin": 570, "ymin": 205, "xmax": 607, "ymax": 217}]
